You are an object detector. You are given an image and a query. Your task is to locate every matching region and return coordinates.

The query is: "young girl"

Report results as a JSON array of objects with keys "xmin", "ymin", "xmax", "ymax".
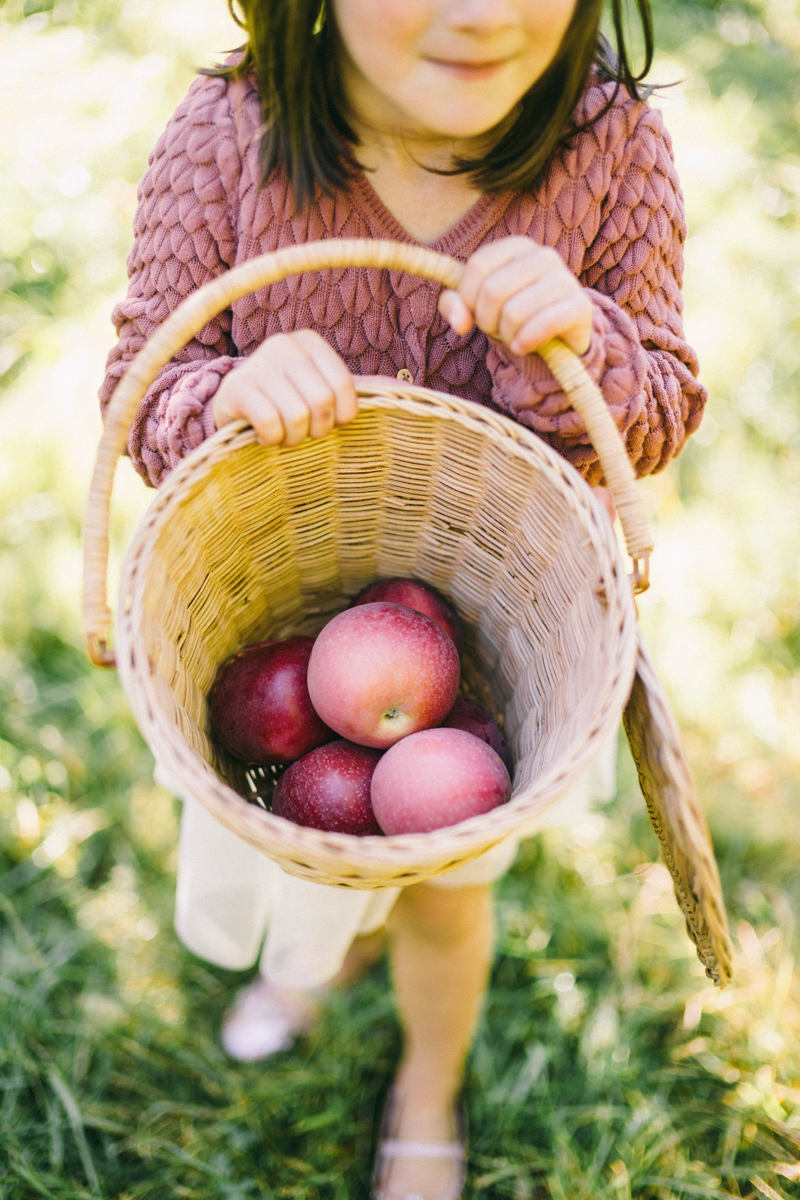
[{"xmin": 100, "ymin": 2, "xmax": 706, "ymax": 1196}]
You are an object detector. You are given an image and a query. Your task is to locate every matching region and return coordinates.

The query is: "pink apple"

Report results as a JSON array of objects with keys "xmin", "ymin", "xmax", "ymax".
[
  {"xmin": 352, "ymin": 578, "xmax": 463, "ymax": 653},
  {"xmin": 306, "ymin": 602, "xmax": 460, "ymax": 749},
  {"xmin": 271, "ymin": 740, "xmax": 383, "ymax": 835},
  {"xmin": 371, "ymin": 727, "xmax": 511, "ymax": 835},
  {"xmin": 441, "ymin": 696, "xmax": 513, "ymax": 774},
  {"xmin": 210, "ymin": 636, "xmax": 333, "ymax": 765}
]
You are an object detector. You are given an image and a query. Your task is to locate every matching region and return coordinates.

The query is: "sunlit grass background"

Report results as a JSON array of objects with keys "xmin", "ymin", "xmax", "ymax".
[{"xmin": 1, "ymin": 0, "xmax": 799, "ymax": 1196}]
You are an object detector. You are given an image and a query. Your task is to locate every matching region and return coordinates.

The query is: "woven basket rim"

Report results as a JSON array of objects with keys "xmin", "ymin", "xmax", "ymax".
[{"xmin": 116, "ymin": 381, "xmax": 638, "ymax": 877}]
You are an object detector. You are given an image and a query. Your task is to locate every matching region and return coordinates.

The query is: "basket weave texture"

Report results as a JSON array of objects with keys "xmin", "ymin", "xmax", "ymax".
[
  {"xmin": 117, "ymin": 382, "xmax": 637, "ymax": 887},
  {"xmin": 84, "ymin": 239, "xmax": 732, "ymax": 985}
]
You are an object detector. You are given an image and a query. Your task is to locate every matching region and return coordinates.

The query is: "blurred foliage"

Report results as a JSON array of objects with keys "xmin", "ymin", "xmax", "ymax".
[{"xmin": 1, "ymin": 0, "xmax": 800, "ymax": 1197}]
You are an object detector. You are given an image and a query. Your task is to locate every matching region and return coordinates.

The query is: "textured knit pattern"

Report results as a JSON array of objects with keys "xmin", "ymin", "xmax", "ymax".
[{"xmin": 100, "ymin": 72, "xmax": 706, "ymax": 488}]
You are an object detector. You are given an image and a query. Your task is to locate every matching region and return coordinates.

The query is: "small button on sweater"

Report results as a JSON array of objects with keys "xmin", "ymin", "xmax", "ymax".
[{"xmin": 99, "ymin": 70, "xmax": 707, "ymax": 489}]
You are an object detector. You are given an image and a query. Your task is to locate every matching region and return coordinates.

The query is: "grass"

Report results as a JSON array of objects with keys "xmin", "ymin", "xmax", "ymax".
[
  {"xmin": 2, "ymin": 743, "xmax": 800, "ymax": 1199},
  {"xmin": 1, "ymin": 0, "xmax": 800, "ymax": 1196}
]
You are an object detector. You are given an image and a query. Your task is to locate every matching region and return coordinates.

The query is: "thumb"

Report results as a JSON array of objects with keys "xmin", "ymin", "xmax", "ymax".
[{"xmin": 439, "ymin": 289, "xmax": 473, "ymax": 336}]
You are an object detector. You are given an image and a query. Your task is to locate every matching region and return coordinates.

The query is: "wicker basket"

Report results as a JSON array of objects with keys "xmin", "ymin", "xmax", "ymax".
[{"xmin": 84, "ymin": 239, "xmax": 732, "ymax": 985}]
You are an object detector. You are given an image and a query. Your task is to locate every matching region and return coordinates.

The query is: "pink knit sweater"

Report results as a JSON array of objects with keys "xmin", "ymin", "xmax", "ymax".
[{"xmin": 100, "ymin": 71, "xmax": 706, "ymax": 488}]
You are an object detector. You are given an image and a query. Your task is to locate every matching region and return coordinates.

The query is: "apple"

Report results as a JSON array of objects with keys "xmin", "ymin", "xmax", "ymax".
[
  {"xmin": 370, "ymin": 727, "xmax": 511, "ymax": 835},
  {"xmin": 271, "ymin": 740, "xmax": 383, "ymax": 835},
  {"xmin": 306, "ymin": 602, "xmax": 460, "ymax": 748},
  {"xmin": 352, "ymin": 578, "xmax": 463, "ymax": 653},
  {"xmin": 210, "ymin": 636, "xmax": 333, "ymax": 765},
  {"xmin": 441, "ymin": 696, "xmax": 513, "ymax": 774}
]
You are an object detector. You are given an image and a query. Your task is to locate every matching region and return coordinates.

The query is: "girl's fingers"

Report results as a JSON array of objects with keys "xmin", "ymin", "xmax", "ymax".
[
  {"xmin": 445, "ymin": 240, "xmax": 587, "ymax": 355},
  {"xmin": 247, "ymin": 397, "xmax": 285, "ymax": 445},
  {"xmin": 438, "ymin": 290, "xmax": 473, "ymax": 335},
  {"xmin": 261, "ymin": 369, "xmax": 314, "ymax": 446},
  {"xmin": 508, "ymin": 295, "xmax": 593, "ymax": 357},
  {"xmin": 213, "ymin": 331, "xmax": 357, "ymax": 446},
  {"xmin": 282, "ymin": 353, "xmax": 337, "ymax": 440},
  {"xmin": 213, "ymin": 372, "xmax": 285, "ymax": 445},
  {"xmin": 250, "ymin": 370, "xmax": 311, "ymax": 446},
  {"xmin": 457, "ymin": 237, "xmax": 534, "ymax": 315},
  {"xmin": 470, "ymin": 251, "xmax": 560, "ymax": 338},
  {"xmin": 493, "ymin": 273, "xmax": 581, "ymax": 348},
  {"xmin": 299, "ymin": 331, "xmax": 359, "ymax": 427}
]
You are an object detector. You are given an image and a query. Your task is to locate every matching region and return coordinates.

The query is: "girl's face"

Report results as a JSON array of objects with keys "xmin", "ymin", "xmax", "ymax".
[{"xmin": 333, "ymin": 0, "xmax": 579, "ymax": 144}]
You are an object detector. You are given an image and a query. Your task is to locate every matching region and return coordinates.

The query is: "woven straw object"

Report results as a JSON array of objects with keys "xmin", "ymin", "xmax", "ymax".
[{"xmin": 84, "ymin": 239, "xmax": 732, "ymax": 986}]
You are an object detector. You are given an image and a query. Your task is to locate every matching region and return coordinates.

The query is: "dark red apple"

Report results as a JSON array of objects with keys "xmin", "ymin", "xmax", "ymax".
[
  {"xmin": 441, "ymin": 696, "xmax": 513, "ymax": 774},
  {"xmin": 371, "ymin": 727, "xmax": 511, "ymax": 835},
  {"xmin": 210, "ymin": 636, "xmax": 333, "ymax": 765},
  {"xmin": 306, "ymin": 602, "xmax": 460, "ymax": 749},
  {"xmin": 352, "ymin": 578, "xmax": 463, "ymax": 653},
  {"xmin": 271, "ymin": 740, "xmax": 383, "ymax": 835}
]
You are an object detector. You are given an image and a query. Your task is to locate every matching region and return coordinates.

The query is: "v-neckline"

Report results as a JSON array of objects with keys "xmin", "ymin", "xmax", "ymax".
[{"xmin": 351, "ymin": 166, "xmax": 507, "ymax": 257}]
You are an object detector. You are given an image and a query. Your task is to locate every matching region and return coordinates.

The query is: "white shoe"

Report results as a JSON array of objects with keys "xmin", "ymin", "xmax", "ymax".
[
  {"xmin": 221, "ymin": 977, "xmax": 318, "ymax": 1062},
  {"xmin": 372, "ymin": 1089, "xmax": 466, "ymax": 1200}
]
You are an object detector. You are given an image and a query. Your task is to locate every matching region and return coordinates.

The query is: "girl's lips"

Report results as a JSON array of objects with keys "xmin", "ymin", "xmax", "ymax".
[{"xmin": 426, "ymin": 58, "xmax": 508, "ymax": 82}]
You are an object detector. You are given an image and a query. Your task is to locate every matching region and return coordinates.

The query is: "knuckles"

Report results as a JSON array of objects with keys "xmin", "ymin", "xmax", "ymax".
[
  {"xmin": 477, "ymin": 279, "xmax": 505, "ymax": 310},
  {"xmin": 215, "ymin": 328, "xmax": 355, "ymax": 446},
  {"xmin": 308, "ymin": 394, "xmax": 336, "ymax": 417},
  {"xmin": 499, "ymin": 289, "xmax": 533, "ymax": 326}
]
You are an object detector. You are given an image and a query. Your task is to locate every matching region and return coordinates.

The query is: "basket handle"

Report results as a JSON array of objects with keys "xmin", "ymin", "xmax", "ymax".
[{"xmin": 84, "ymin": 238, "xmax": 653, "ymax": 667}]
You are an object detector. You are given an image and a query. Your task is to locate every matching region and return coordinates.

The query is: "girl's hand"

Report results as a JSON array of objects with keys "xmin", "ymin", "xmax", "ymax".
[
  {"xmin": 213, "ymin": 330, "xmax": 358, "ymax": 446},
  {"xmin": 439, "ymin": 237, "xmax": 593, "ymax": 358}
]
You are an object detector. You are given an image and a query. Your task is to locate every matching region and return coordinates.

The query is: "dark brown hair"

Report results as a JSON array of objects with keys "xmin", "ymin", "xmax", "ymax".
[{"xmin": 211, "ymin": 0, "xmax": 654, "ymax": 207}]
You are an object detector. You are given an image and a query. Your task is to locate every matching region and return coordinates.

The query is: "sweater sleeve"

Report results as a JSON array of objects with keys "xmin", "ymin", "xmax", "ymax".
[
  {"xmin": 99, "ymin": 75, "xmax": 241, "ymax": 487},
  {"xmin": 486, "ymin": 99, "xmax": 706, "ymax": 484}
]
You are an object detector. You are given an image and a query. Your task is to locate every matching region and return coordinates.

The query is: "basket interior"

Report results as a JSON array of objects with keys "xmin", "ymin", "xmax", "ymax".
[{"xmin": 129, "ymin": 400, "xmax": 628, "ymax": 818}]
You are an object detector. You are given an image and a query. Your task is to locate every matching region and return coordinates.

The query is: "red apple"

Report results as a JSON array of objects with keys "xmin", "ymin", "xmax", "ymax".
[
  {"xmin": 371, "ymin": 727, "xmax": 511, "ymax": 835},
  {"xmin": 352, "ymin": 578, "xmax": 463, "ymax": 653},
  {"xmin": 210, "ymin": 636, "xmax": 333, "ymax": 765},
  {"xmin": 306, "ymin": 602, "xmax": 460, "ymax": 749},
  {"xmin": 271, "ymin": 740, "xmax": 383, "ymax": 835},
  {"xmin": 441, "ymin": 696, "xmax": 513, "ymax": 774}
]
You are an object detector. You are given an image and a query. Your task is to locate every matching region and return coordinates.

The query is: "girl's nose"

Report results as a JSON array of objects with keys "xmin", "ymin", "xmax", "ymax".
[{"xmin": 443, "ymin": 0, "xmax": 518, "ymax": 34}]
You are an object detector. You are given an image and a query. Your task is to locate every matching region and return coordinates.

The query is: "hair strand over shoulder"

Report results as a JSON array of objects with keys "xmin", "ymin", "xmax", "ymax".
[{"xmin": 207, "ymin": 0, "xmax": 654, "ymax": 210}]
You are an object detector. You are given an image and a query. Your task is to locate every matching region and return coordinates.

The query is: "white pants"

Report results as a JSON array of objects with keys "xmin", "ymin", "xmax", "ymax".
[{"xmin": 161, "ymin": 734, "xmax": 617, "ymax": 991}]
